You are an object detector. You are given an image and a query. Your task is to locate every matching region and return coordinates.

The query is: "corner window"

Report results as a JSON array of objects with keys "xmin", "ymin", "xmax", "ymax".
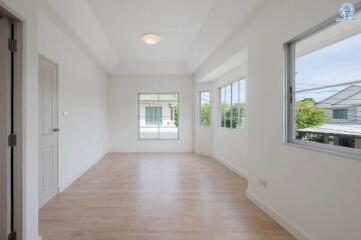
[
  {"xmin": 219, "ymin": 79, "xmax": 246, "ymax": 129},
  {"xmin": 139, "ymin": 93, "xmax": 179, "ymax": 140},
  {"xmin": 286, "ymin": 6, "xmax": 361, "ymax": 154},
  {"xmin": 200, "ymin": 91, "xmax": 211, "ymax": 126}
]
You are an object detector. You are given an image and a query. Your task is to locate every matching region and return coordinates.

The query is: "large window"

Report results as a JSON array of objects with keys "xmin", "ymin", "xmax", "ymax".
[
  {"xmin": 200, "ymin": 91, "xmax": 211, "ymax": 126},
  {"xmin": 286, "ymin": 6, "xmax": 361, "ymax": 154},
  {"xmin": 219, "ymin": 79, "xmax": 246, "ymax": 128},
  {"xmin": 139, "ymin": 93, "xmax": 179, "ymax": 140}
]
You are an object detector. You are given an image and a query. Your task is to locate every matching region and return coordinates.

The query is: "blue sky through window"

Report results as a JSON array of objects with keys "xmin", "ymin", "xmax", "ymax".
[{"xmin": 295, "ymin": 32, "xmax": 361, "ymax": 102}]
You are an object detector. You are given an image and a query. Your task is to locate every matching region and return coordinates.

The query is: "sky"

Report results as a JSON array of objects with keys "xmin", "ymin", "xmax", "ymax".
[{"xmin": 295, "ymin": 31, "xmax": 361, "ymax": 102}]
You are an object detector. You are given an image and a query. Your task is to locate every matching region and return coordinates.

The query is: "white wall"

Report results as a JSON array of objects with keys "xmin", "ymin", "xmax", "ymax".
[
  {"xmin": 38, "ymin": 2, "xmax": 109, "ymax": 192},
  {"xmin": 196, "ymin": 0, "xmax": 361, "ymax": 239},
  {"xmin": 194, "ymin": 66, "xmax": 248, "ymax": 178},
  {"xmin": 108, "ymin": 75, "xmax": 194, "ymax": 152}
]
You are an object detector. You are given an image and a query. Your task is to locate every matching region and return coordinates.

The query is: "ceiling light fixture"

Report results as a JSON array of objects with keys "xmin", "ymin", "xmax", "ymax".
[{"xmin": 142, "ymin": 33, "xmax": 161, "ymax": 45}]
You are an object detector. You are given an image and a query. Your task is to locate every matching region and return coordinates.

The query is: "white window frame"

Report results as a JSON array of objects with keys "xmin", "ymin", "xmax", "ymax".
[
  {"xmin": 284, "ymin": 3, "xmax": 361, "ymax": 159},
  {"xmin": 218, "ymin": 79, "xmax": 246, "ymax": 129},
  {"xmin": 199, "ymin": 90, "xmax": 211, "ymax": 126},
  {"xmin": 138, "ymin": 92, "xmax": 179, "ymax": 141}
]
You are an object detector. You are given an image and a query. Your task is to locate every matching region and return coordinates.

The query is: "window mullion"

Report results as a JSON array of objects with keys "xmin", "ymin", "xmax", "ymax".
[
  {"xmin": 157, "ymin": 94, "xmax": 160, "ymax": 140},
  {"xmin": 238, "ymin": 80, "xmax": 241, "ymax": 128}
]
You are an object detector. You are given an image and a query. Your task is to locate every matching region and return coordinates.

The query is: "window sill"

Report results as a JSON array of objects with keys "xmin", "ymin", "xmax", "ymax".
[
  {"xmin": 283, "ymin": 140, "xmax": 361, "ymax": 161},
  {"xmin": 199, "ymin": 124, "xmax": 211, "ymax": 128},
  {"xmin": 217, "ymin": 126, "xmax": 247, "ymax": 131}
]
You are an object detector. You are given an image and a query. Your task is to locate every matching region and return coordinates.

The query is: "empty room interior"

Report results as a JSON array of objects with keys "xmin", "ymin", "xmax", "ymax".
[{"xmin": 1, "ymin": 0, "xmax": 361, "ymax": 240}]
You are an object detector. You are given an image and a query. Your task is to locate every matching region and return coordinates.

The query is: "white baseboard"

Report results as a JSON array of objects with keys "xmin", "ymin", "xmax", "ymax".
[
  {"xmin": 246, "ymin": 191, "xmax": 312, "ymax": 240},
  {"xmin": 213, "ymin": 154, "xmax": 248, "ymax": 179},
  {"xmin": 58, "ymin": 152, "xmax": 108, "ymax": 193}
]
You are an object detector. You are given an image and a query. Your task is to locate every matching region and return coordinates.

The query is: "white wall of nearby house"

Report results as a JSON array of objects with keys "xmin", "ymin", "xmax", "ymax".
[
  {"xmin": 37, "ymin": 2, "xmax": 109, "ymax": 192},
  {"xmin": 139, "ymin": 101, "xmax": 174, "ymax": 126},
  {"xmin": 195, "ymin": 0, "xmax": 361, "ymax": 239},
  {"xmin": 108, "ymin": 75, "xmax": 194, "ymax": 152},
  {"xmin": 323, "ymin": 108, "xmax": 354, "ymax": 123}
]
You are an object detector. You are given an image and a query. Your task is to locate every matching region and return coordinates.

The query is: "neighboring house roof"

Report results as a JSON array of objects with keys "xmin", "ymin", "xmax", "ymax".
[
  {"xmin": 298, "ymin": 124, "xmax": 361, "ymax": 137},
  {"xmin": 315, "ymin": 84, "xmax": 361, "ymax": 108}
]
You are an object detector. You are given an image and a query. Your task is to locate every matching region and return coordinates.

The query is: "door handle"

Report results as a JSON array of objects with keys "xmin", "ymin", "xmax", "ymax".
[{"xmin": 53, "ymin": 128, "xmax": 60, "ymax": 132}]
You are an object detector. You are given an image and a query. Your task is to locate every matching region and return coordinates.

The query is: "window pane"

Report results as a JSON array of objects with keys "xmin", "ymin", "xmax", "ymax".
[
  {"xmin": 220, "ymin": 87, "xmax": 226, "ymax": 127},
  {"xmin": 158, "ymin": 93, "xmax": 179, "ymax": 139},
  {"xmin": 219, "ymin": 80, "xmax": 246, "ymax": 129},
  {"xmin": 139, "ymin": 94, "xmax": 159, "ymax": 139},
  {"xmin": 238, "ymin": 79, "xmax": 246, "ymax": 128},
  {"xmin": 139, "ymin": 93, "xmax": 179, "ymax": 140},
  {"xmin": 293, "ymin": 16, "xmax": 361, "ymax": 149},
  {"xmin": 225, "ymin": 85, "xmax": 232, "ymax": 128},
  {"xmin": 200, "ymin": 91, "xmax": 211, "ymax": 126},
  {"xmin": 231, "ymin": 81, "xmax": 239, "ymax": 128}
]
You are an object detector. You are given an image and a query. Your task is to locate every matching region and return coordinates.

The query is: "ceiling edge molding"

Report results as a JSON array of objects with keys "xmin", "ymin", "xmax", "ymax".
[
  {"xmin": 195, "ymin": 49, "xmax": 247, "ymax": 83},
  {"xmin": 193, "ymin": 0, "xmax": 275, "ymax": 82},
  {"xmin": 43, "ymin": 0, "xmax": 119, "ymax": 73}
]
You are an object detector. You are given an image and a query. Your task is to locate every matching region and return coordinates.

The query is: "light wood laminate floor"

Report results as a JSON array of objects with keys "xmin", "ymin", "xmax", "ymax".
[{"xmin": 40, "ymin": 153, "xmax": 295, "ymax": 240}]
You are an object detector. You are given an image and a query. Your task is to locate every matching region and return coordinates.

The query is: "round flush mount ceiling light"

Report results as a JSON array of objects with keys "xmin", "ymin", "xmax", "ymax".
[{"xmin": 142, "ymin": 33, "xmax": 161, "ymax": 45}]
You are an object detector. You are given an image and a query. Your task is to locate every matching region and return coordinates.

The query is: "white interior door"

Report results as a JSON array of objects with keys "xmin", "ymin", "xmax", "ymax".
[
  {"xmin": 0, "ymin": 16, "xmax": 11, "ymax": 240},
  {"xmin": 39, "ymin": 56, "xmax": 59, "ymax": 208}
]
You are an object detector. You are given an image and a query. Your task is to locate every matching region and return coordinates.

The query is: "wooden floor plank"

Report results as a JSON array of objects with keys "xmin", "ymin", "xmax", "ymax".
[{"xmin": 39, "ymin": 153, "xmax": 295, "ymax": 240}]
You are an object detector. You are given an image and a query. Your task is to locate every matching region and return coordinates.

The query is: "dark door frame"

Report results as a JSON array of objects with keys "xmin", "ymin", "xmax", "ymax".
[{"xmin": 0, "ymin": 5, "xmax": 23, "ymax": 240}]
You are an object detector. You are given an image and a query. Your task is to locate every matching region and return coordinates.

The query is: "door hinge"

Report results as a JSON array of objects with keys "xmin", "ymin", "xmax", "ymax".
[
  {"xmin": 8, "ymin": 134, "xmax": 17, "ymax": 148},
  {"xmin": 289, "ymin": 86, "xmax": 293, "ymax": 104},
  {"xmin": 8, "ymin": 231, "xmax": 16, "ymax": 240},
  {"xmin": 8, "ymin": 38, "xmax": 17, "ymax": 52}
]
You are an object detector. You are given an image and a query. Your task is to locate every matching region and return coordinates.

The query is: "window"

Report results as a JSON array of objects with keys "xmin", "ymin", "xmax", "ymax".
[
  {"xmin": 219, "ymin": 79, "xmax": 246, "ymax": 128},
  {"xmin": 333, "ymin": 109, "xmax": 348, "ymax": 120},
  {"xmin": 139, "ymin": 93, "xmax": 179, "ymax": 140},
  {"xmin": 286, "ymin": 7, "xmax": 361, "ymax": 154},
  {"xmin": 200, "ymin": 91, "xmax": 211, "ymax": 126}
]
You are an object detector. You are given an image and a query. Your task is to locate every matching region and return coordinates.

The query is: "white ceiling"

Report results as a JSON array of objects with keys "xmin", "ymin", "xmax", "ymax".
[{"xmin": 45, "ymin": 0, "xmax": 265, "ymax": 75}]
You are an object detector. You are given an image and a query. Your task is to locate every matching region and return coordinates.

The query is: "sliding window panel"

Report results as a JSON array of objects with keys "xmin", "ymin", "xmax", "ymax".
[
  {"xmin": 158, "ymin": 93, "xmax": 179, "ymax": 139},
  {"xmin": 225, "ymin": 85, "xmax": 232, "ymax": 128},
  {"xmin": 220, "ymin": 87, "xmax": 226, "ymax": 127},
  {"xmin": 286, "ymin": 6, "xmax": 361, "ymax": 155},
  {"xmin": 231, "ymin": 81, "xmax": 240, "ymax": 128},
  {"xmin": 139, "ymin": 94, "xmax": 160, "ymax": 139},
  {"xmin": 200, "ymin": 91, "xmax": 211, "ymax": 126},
  {"xmin": 239, "ymin": 79, "xmax": 246, "ymax": 128}
]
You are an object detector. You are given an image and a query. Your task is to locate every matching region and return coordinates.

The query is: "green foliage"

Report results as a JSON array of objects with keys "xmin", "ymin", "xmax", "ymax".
[
  {"xmin": 220, "ymin": 103, "xmax": 229, "ymax": 127},
  {"xmin": 201, "ymin": 103, "xmax": 211, "ymax": 125},
  {"xmin": 231, "ymin": 107, "xmax": 245, "ymax": 128},
  {"xmin": 173, "ymin": 106, "xmax": 179, "ymax": 127},
  {"xmin": 220, "ymin": 104, "xmax": 245, "ymax": 128},
  {"xmin": 296, "ymin": 98, "xmax": 327, "ymax": 129}
]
